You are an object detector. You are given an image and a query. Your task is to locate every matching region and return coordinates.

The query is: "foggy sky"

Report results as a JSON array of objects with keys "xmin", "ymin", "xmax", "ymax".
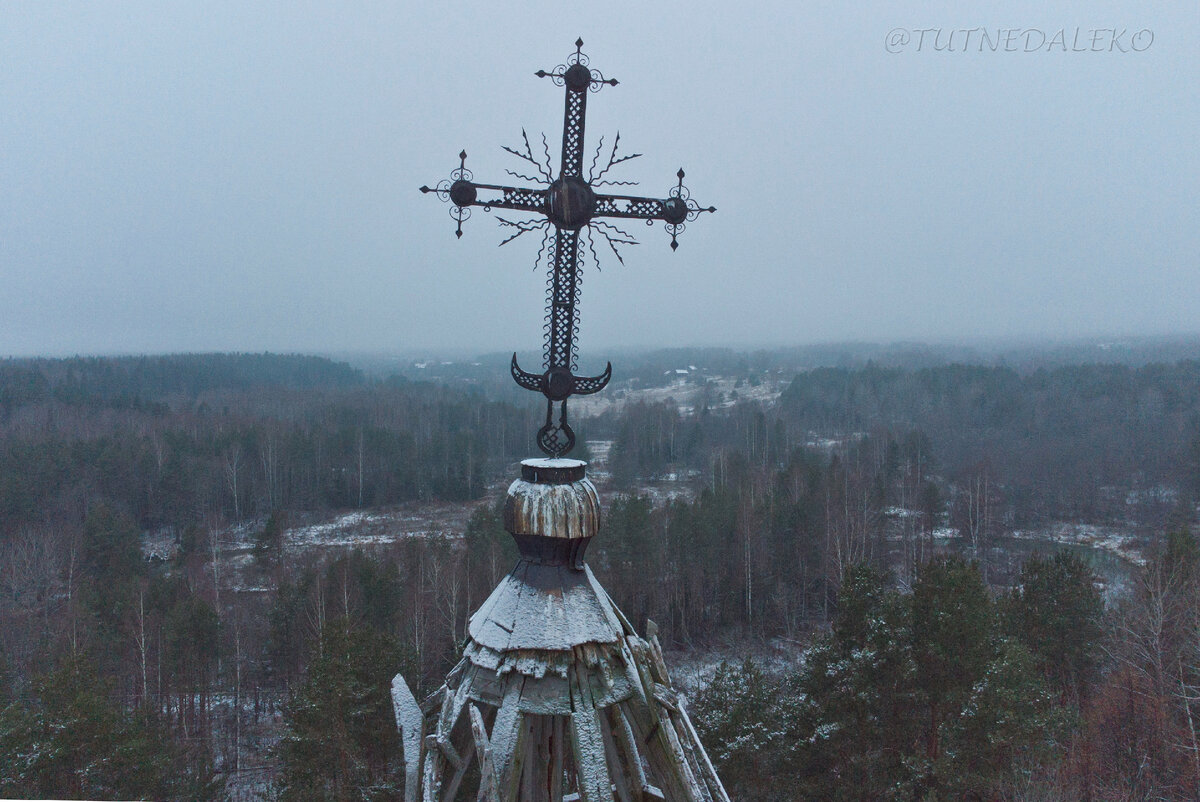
[{"xmin": 2, "ymin": 1, "xmax": 1197, "ymax": 359}]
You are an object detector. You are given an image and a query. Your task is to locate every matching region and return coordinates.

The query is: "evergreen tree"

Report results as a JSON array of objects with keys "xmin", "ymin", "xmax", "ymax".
[
  {"xmin": 911, "ymin": 556, "xmax": 994, "ymax": 774},
  {"xmin": 600, "ymin": 494, "xmax": 654, "ymax": 571},
  {"xmin": 1003, "ymin": 551, "xmax": 1103, "ymax": 701},
  {"xmin": 793, "ymin": 564, "xmax": 919, "ymax": 799},
  {"xmin": 463, "ymin": 500, "xmax": 517, "ymax": 606},
  {"xmin": 163, "ymin": 590, "xmax": 219, "ymax": 727},
  {"xmin": 80, "ymin": 504, "xmax": 143, "ymax": 616},
  {"xmin": 0, "ymin": 657, "xmax": 217, "ymax": 800},
  {"xmin": 689, "ymin": 659, "xmax": 787, "ymax": 801},
  {"xmin": 938, "ymin": 639, "xmax": 1072, "ymax": 798},
  {"xmin": 255, "ymin": 511, "xmax": 287, "ymax": 567},
  {"xmin": 0, "ymin": 649, "xmax": 11, "ymax": 705},
  {"xmin": 274, "ymin": 619, "xmax": 414, "ymax": 801}
]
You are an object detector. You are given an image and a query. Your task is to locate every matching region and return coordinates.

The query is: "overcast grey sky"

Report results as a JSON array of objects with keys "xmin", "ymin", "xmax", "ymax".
[{"xmin": 1, "ymin": 1, "xmax": 1196, "ymax": 358}]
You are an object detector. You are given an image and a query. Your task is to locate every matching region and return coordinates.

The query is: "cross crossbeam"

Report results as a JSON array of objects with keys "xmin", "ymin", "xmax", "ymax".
[{"xmin": 420, "ymin": 39, "xmax": 714, "ymax": 456}]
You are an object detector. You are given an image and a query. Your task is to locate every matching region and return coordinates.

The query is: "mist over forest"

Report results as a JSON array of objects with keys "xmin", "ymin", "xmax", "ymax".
[{"xmin": 1, "ymin": 339, "xmax": 1199, "ymax": 798}]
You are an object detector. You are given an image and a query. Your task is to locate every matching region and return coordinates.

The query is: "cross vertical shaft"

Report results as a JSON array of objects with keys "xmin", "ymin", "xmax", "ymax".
[
  {"xmin": 547, "ymin": 230, "xmax": 579, "ymax": 373},
  {"xmin": 560, "ymin": 79, "xmax": 587, "ymax": 178}
]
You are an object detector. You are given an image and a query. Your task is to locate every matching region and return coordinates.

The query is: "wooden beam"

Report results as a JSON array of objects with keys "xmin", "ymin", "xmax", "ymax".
[
  {"xmin": 426, "ymin": 733, "xmax": 464, "ymax": 773},
  {"xmin": 598, "ymin": 706, "xmax": 635, "ymax": 802},
  {"xmin": 621, "ymin": 638, "xmax": 696, "ymax": 800},
  {"xmin": 644, "ymin": 625, "xmax": 672, "ymax": 685},
  {"xmin": 422, "ymin": 747, "xmax": 444, "ymax": 802},
  {"xmin": 673, "ymin": 703, "xmax": 731, "ymax": 802},
  {"xmin": 662, "ymin": 711, "xmax": 713, "ymax": 802},
  {"xmin": 521, "ymin": 715, "xmax": 550, "ymax": 802},
  {"xmin": 570, "ymin": 705, "xmax": 615, "ymax": 802},
  {"xmin": 549, "ymin": 714, "xmax": 566, "ymax": 801},
  {"xmin": 440, "ymin": 728, "xmax": 476, "ymax": 802},
  {"xmin": 491, "ymin": 675, "xmax": 528, "ymax": 802},
  {"xmin": 609, "ymin": 706, "xmax": 648, "ymax": 794},
  {"xmin": 470, "ymin": 703, "xmax": 500, "ymax": 802},
  {"xmin": 392, "ymin": 675, "xmax": 424, "ymax": 802},
  {"xmin": 568, "ymin": 664, "xmax": 615, "ymax": 802}
]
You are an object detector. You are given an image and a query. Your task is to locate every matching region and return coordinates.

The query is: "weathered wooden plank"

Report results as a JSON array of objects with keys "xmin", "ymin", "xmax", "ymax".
[
  {"xmin": 470, "ymin": 703, "xmax": 500, "ymax": 802},
  {"xmin": 470, "ymin": 562, "xmax": 531, "ymax": 651},
  {"xmin": 468, "ymin": 562, "xmax": 524, "ymax": 644},
  {"xmin": 468, "ymin": 666, "xmax": 506, "ymax": 708},
  {"xmin": 619, "ymin": 638, "xmax": 648, "ymax": 705},
  {"xmin": 392, "ymin": 675, "xmax": 424, "ymax": 802},
  {"xmin": 583, "ymin": 566, "xmax": 627, "ymax": 636},
  {"xmin": 438, "ymin": 669, "xmax": 474, "ymax": 737},
  {"xmin": 609, "ymin": 706, "xmax": 648, "ymax": 795},
  {"xmin": 440, "ymin": 725, "xmax": 476, "ymax": 802},
  {"xmin": 520, "ymin": 714, "xmax": 551, "ymax": 802},
  {"xmin": 425, "ymin": 733, "xmax": 464, "ymax": 773},
  {"xmin": 644, "ymin": 623, "xmax": 672, "ymax": 686},
  {"xmin": 624, "ymin": 638, "xmax": 657, "ymax": 703},
  {"xmin": 500, "ymin": 564, "xmax": 622, "ymax": 651},
  {"xmin": 446, "ymin": 656, "xmax": 470, "ymax": 689},
  {"xmin": 516, "ymin": 673, "xmax": 574, "ymax": 716},
  {"xmin": 655, "ymin": 707, "xmax": 709, "ymax": 802},
  {"xmin": 420, "ymin": 669, "xmax": 475, "ymax": 802},
  {"xmin": 585, "ymin": 651, "xmax": 636, "ymax": 710},
  {"xmin": 617, "ymin": 699, "xmax": 690, "ymax": 802},
  {"xmin": 463, "ymin": 641, "xmax": 502, "ymax": 672},
  {"xmin": 422, "ymin": 746, "xmax": 444, "ymax": 802},
  {"xmin": 424, "ymin": 684, "xmax": 461, "ymax": 802},
  {"xmin": 422, "ymin": 684, "xmax": 448, "ymax": 717},
  {"xmin": 674, "ymin": 703, "xmax": 731, "ymax": 802},
  {"xmin": 651, "ymin": 683, "xmax": 679, "ymax": 713},
  {"xmin": 570, "ymin": 705, "xmax": 614, "ymax": 802},
  {"xmin": 666, "ymin": 711, "xmax": 713, "ymax": 802},
  {"xmin": 598, "ymin": 706, "xmax": 635, "ymax": 802},
  {"xmin": 513, "ymin": 650, "xmax": 554, "ymax": 679},
  {"xmin": 491, "ymin": 675, "xmax": 528, "ymax": 802},
  {"xmin": 567, "ymin": 662, "xmax": 615, "ymax": 802},
  {"xmin": 617, "ymin": 641, "xmax": 702, "ymax": 802},
  {"xmin": 549, "ymin": 715, "xmax": 566, "ymax": 801}
]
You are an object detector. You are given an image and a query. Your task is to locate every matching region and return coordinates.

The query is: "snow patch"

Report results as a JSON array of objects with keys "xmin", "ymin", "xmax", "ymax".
[{"xmin": 1009, "ymin": 523, "xmax": 1146, "ymax": 566}]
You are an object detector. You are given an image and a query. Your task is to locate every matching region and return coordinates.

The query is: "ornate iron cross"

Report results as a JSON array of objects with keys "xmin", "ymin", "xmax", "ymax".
[{"xmin": 421, "ymin": 39, "xmax": 714, "ymax": 457}]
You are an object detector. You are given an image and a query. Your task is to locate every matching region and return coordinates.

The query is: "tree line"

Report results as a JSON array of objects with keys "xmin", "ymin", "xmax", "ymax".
[
  {"xmin": 2, "ymin": 352, "xmax": 1200, "ymax": 797},
  {"xmin": 0, "ymin": 354, "xmax": 539, "ymax": 535},
  {"xmin": 599, "ymin": 359, "xmax": 1200, "ymax": 529}
]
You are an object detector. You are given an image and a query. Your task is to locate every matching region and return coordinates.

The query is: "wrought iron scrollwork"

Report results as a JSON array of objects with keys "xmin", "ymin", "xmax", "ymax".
[{"xmin": 420, "ymin": 40, "xmax": 715, "ymax": 456}]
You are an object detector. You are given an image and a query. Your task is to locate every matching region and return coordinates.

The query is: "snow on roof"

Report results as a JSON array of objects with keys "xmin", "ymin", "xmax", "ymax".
[{"xmin": 468, "ymin": 563, "xmax": 623, "ymax": 652}]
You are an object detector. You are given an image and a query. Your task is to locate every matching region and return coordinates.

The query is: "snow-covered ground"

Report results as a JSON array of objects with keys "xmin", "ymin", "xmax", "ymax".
[
  {"xmin": 881, "ymin": 506, "xmax": 1148, "ymax": 569},
  {"xmin": 282, "ymin": 508, "xmax": 465, "ymax": 550},
  {"xmin": 1008, "ymin": 522, "xmax": 1147, "ymax": 566},
  {"xmin": 665, "ymin": 637, "xmax": 810, "ymax": 695},
  {"xmin": 141, "ymin": 526, "xmax": 179, "ymax": 562},
  {"xmin": 141, "ymin": 501, "xmax": 478, "ymax": 565},
  {"xmin": 571, "ymin": 376, "xmax": 787, "ymax": 418}
]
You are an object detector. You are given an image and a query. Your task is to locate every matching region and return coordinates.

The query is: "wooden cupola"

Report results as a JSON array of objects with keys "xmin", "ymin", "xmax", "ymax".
[{"xmin": 392, "ymin": 458, "xmax": 730, "ymax": 802}]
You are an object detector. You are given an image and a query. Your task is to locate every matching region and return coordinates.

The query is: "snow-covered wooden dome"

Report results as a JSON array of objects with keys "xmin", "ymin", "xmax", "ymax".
[{"xmin": 392, "ymin": 459, "xmax": 729, "ymax": 802}]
